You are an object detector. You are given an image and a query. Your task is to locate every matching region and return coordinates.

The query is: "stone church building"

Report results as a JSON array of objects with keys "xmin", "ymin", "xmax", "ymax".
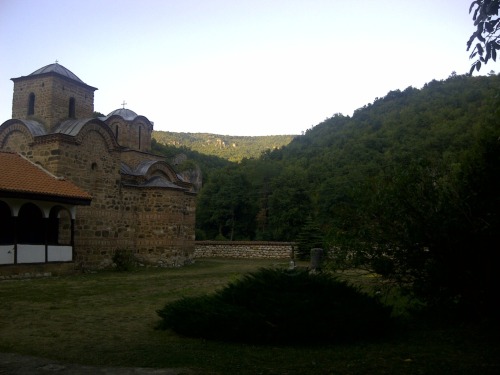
[{"xmin": 0, "ymin": 63, "xmax": 196, "ymax": 274}]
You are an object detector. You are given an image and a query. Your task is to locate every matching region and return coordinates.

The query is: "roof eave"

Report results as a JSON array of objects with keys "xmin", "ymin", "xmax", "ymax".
[
  {"xmin": 0, "ymin": 190, "xmax": 92, "ymax": 206},
  {"xmin": 11, "ymin": 73, "xmax": 98, "ymax": 91}
]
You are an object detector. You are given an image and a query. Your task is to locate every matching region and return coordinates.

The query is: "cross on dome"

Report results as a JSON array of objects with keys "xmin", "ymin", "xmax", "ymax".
[{"xmin": 121, "ymin": 100, "xmax": 127, "ymax": 109}]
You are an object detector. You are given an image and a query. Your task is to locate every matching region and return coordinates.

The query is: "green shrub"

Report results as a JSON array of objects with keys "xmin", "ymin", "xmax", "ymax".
[
  {"xmin": 157, "ymin": 268, "xmax": 393, "ymax": 344},
  {"xmin": 195, "ymin": 228, "xmax": 207, "ymax": 240},
  {"xmin": 112, "ymin": 249, "xmax": 136, "ymax": 272},
  {"xmin": 214, "ymin": 233, "xmax": 228, "ymax": 241}
]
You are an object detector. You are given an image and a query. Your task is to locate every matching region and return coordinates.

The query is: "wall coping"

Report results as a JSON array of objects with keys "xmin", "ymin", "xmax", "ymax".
[{"xmin": 195, "ymin": 241, "xmax": 295, "ymax": 246}]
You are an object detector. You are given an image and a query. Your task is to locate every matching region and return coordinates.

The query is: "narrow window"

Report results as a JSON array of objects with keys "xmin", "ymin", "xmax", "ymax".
[
  {"xmin": 68, "ymin": 97, "xmax": 76, "ymax": 118},
  {"xmin": 28, "ymin": 93, "xmax": 35, "ymax": 115},
  {"xmin": 115, "ymin": 125, "xmax": 119, "ymax": 141},
  {"xmin": 138, "ymin": 126, "xmax": 142, "ymax": 150}
]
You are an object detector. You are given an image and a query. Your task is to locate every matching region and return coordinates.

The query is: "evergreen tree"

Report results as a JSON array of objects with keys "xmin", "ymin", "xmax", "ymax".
[{"xmin": 294, "ymin": 216, "xmax": 324, "ymax": 260}]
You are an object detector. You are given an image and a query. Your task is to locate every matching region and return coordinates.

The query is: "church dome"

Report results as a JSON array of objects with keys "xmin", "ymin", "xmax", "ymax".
[
  {"xmin": 106, "ymin": 108, "xmax": 139, "ymax": 121},
  {"xmin": 29, "ymin": 63, "xmax": 84, "ymax": 84}
]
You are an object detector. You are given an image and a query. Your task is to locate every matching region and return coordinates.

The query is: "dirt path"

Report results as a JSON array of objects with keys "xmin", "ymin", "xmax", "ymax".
[{"xmin": 0, "ymin": 352, "xmax": 193, "ymax": 375}]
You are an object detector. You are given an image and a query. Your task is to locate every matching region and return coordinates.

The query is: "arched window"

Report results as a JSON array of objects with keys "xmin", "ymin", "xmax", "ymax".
[
  {"xmin": 0, "ymin": 200, "xmax": 15, "ymax": 245},
  {"xmin": 69, "ymin": 97, "xmax": 76, "ymax": 118},
  {"xmin": 91, "ymin": 162, "xmax": 99, "ymax": 191},
  {"xmin": 138, "ymin": 126, "xmax": 142, "ymax": 150},
  {"xmin": 28, "ymin": 93, "xmax": 35, "ymax": 115},
  {"xmin": 115, "ymin": 124, "xmax": 119, "ymax": 141},
  {"xmin": 17, "ymin": 203, "xmax": 44, "ymax": 244}
]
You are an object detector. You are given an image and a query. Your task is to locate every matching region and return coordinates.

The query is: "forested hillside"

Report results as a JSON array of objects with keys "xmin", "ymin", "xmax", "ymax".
[
  {"xmin": 196, "ymin": 73, "xmax": 499, "ymax": 240},
  {"xmin": 194, "ymin": 72, "xmax": 500, "ymax": 315},
  {"xmin": 152, "ymin": 132, "xmax": 295, "ymax": 162}
]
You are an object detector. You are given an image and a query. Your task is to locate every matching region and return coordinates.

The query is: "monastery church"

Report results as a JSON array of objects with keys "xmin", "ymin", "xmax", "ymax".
[{"xmin": 0, "ymin": 63, "xmax": 197, "ymax": 275}]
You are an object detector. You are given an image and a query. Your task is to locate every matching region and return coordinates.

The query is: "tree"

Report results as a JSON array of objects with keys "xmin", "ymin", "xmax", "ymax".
[
  {"xmin": 265, "ymin": 167, "xmax": 312, "ymax": 241},
  {"xmin": 195, "ymin": 167, "xmax": 257, "ymax": 240},
  {"xmin": 295, "ymin": 216, "xmax": 324, "ymax": 260},
  {"xmin": 467, "ymin": 0, "xmax": 500, "ymax": 74},
  {"xmin": 341, "ymin": 132, "xmax": 500, "ymax": 317}
]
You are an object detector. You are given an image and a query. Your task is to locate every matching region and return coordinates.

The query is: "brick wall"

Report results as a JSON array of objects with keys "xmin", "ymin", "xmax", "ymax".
[{"xmin": 194, "ymin": 241, "xmax": 294, "ymax": 259}]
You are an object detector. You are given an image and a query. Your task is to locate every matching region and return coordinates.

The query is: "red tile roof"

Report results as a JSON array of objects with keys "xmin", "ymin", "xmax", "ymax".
[{"xmin": 0, "ymin": 151, "xmax": 92, "ymax": 204}]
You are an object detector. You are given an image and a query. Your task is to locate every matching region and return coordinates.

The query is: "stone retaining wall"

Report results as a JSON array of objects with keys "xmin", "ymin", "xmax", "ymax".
[{"xmin": 194, "ymin": 241, "xmax": 294, "ymax": 259}]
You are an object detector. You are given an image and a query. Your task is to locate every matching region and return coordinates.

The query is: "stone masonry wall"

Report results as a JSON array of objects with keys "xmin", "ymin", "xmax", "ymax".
[
  {"xmin": 106, "ymin": 118, "xmax": 151, "ymax": 152},
  {"xmin": 2, "ymin": 66, "xmax": 197, "ymax": 272},
  {"xmin": 12, "ymin": 76, "xmax": 94, "ymax": 131},
  {"xmin": 194, "ymin": 241, "xmax": 294, "ymax": 259},
  {"xmin": 49, "ymin": 77, "xmax": 94, "ymax": 129},
  {"xmin": 120, "ymin": 149, "xmax": 163, "ymax": 170},
  {"xmin": 134, "ymin": 188, "xmax": 196, "ymax": 266},
  {"xmin": 12, "ymin": 78, "xmax": 53, "ymax": 127},
  {"xmin": 0, "ymin": 125, "xmax": 31, "ymax": 152},
  {"xmin": 34, "ymin": 130, "xmax": 125, "ymax": 268}
]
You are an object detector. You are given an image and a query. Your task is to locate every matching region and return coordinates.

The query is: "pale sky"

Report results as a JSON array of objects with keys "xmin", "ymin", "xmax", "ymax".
[{"xmin": 0, "ymin": 0, "xmax": 498, "ymax": 136}]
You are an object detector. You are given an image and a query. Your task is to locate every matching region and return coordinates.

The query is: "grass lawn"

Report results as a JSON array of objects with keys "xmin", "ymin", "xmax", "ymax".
[{"xmin": 0, "ymin": 258, "xmax": 498, "ymax": 374}]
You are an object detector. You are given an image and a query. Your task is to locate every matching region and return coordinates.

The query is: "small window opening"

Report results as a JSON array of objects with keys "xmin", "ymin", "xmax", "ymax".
[
  {"xmin": 138, "ymin": 126, "xmax": 142, "ymax": 150},
  {"xmin": 115, "ymin": 125, "xmax": 119, "ymax": 140},
  {"xmin": 69, "ymin": 97, "xmax": 76, "ymax": 118},
  {"xmin": 28, "ymin": 93, "xmax": 35, "ymax": 115}
]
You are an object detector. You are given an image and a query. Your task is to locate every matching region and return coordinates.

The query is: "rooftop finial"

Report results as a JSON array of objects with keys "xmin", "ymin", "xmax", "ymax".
[
  {"xmin": 121, "ymin": 100, "xmax": 127, "ymax": 109},
  {"xmin": 55, "ymin": 59, "xmax": 59, "ymax": 64}
]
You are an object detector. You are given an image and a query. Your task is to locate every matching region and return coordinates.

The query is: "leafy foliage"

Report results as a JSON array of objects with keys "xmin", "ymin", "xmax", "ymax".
[
  {"xmin": 151, "ymin": 138, "xmax": 233, "ymax": 180},
  {"xmin": 295, "ymin": 216, "xmax": 325, "ymax": 260},
  {"xmin": 264, "ymin": 166, "xmax": 313, "ymax": 241},
  {"xmin": 157, "ymin": 268, "xmax": 393, "ymax": 344},
  {"xmin": 186, "ymin": 73, "xmax": 500, "ymax": 317},
  {"xmin": 112, "ymin": 249, "xmax": 136, "ymax": 271},
  {"xmin": 468, "ymin": 0, "xmax": 500, "ymax": 74},
  {"xmin": 153, "ymin": 131, "xmax": 295, "ymax": 162},
  {"xmin": 195, "ymin": 166, "xmax": 257, "ymax": 240}
]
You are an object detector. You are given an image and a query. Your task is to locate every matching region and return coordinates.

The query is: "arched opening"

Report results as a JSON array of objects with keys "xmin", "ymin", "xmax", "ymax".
[
  {"xmin": 0, "ymin": 200, "xmax": 15, "ymax": 265},
  {"xmin": 0, "ymin": 200, "xmax": 15, "ymax": 245},
  {"xmin": 48, "ymin": 206, "xmax": 72, "ymax": 245},
  {"xmin": 91, "ymin": 161, "xmax": 99, "ymax": 191},
  {"xmin": 138, "ymin": 126, "xmax": 142, "ymax": 150},
  {"xmin": 115, "ymin": 124, "xmax": 119, "ymax": 141},
  {"xmin": 17, "ymin": 202, "xmax": 44, "ymax": 244},
  {"xmin": 69, "ymin": 97, "xmax": 76, "ymax": 118},
  {"xmin": 28, "ymin": 93, "xmax": 35, "ymax": 116}
]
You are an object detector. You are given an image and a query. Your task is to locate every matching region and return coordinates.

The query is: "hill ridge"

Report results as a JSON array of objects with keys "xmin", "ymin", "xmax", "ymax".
[{"xmin": 152, "ymin": 131, "xmax": 296, "ymax": 162}]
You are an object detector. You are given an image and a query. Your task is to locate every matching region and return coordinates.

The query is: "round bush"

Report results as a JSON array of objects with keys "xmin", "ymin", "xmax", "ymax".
[{"xmin": 157, "ymin": 268, "xmax": 392, "ymax": 344}]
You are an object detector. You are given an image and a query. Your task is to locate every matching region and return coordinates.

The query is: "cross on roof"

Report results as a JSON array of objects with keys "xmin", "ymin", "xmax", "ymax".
[{"xmin": 121, "ymin": 100, "xmax": 127, "ymax": 109}]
